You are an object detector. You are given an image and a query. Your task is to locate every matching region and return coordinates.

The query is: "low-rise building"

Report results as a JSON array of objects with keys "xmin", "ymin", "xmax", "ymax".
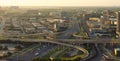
[
  {"xmin": 114, "ymin": 48, "xmax": 120, "ymax": 56},
  {"xmin": 89, "ymin": 17, "xmax": 101, "ymax": 22},
  {"xmin": 25, "ymin": 27, "xmax": 36, "ymax": 34}
]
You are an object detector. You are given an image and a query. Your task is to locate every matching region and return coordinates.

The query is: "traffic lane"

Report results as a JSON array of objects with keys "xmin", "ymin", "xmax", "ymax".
[
  {"xmin": 9, "ymin": 44, "xmax": 54, "ymax": 61},
  {"xmin": 57, "ymin": 20, "xmax": 80, "ymax": 39},
  {"xmin": 57, "ymin": 30, "xmax": 75, "ymax": 39},
  {"xmin": 36, "ymin": 45, "xmax": 59, "ymax": 58},
  {"xmin": 80, "ymin": 19, "xmax": 92, "ymax": 37},
  {"xmin": 57, "ymin": 24, "xmax": 75, "ymax": 39},
  {"xmin": 18, "ymin": 45, "xmax": 54, "ymax": 61},
  {"xmin": 89, "ymin": 44, "xmax": 104, "ymax": 61}
]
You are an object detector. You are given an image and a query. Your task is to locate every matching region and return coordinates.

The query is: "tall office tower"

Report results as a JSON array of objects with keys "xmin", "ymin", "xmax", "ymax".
[
  {"xmin": 116, "ymin": 11, "xmax": 120, "ymax": 32},
  {"xmin": 54, "ymin": 23, "xmax": 57, "ymax": 31},
  {"xmin": 100, "ymin": 16, "xmax": 105, "ymax": 24}
]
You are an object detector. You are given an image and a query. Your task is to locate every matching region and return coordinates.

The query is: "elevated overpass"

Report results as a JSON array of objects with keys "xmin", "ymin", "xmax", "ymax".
[
  {"xmin": 7, "ymin": 38, "xmax": 89, "ymax": 61},
  {"xmin": 0, "ymin": 38, "xmax": 120, "ymax": 43},
  {"xmin": 57, "ymin": 39, "xmax": 120, "ymax": 43}
]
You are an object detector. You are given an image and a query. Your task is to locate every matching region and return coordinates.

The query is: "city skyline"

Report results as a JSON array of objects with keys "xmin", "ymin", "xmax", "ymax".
[
  {"xmin": 0, "ymin": 2, "xmax": 120, "ymax": 61},
  {"xmin": 0, "ymin": 0, "xmax": 120, "ymax": 6}
]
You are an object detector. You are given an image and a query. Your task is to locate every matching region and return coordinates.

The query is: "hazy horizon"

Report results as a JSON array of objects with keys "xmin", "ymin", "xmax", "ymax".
[{"xmin": 0, "ymin": 0, "xmax": 120, "ymax": 7}]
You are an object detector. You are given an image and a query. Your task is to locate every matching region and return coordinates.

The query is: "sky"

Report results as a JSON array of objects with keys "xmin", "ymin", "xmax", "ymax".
[{"xmin": 0, "ymin": 0, "xmax": 120, "ymax": 6}]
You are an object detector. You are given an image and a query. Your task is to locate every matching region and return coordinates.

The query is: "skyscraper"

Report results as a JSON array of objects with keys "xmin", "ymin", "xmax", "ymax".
[{"xmin": 116, "ymin": 11, "xmax": 120, "ymax": 32}]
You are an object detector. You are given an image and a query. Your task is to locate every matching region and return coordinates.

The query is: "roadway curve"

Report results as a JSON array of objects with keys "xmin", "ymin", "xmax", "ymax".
[
  {"xmin": 57, "ymin": 19, "xmax": 80, "ymax": 39},
  {"xmin": 7, "ymin": 39, "xmax": 89, "ymax": 60}
]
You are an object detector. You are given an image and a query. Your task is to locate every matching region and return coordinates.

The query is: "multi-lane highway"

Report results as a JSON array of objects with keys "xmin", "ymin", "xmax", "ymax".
[
  {"xmin": 57, "ymin": 38, "xmax": 120, "ymax": 43},
  {"xmin": 8, "ymin": 44, "xmax": 58, "ymax": 61},
  {"xmin": 1, "ymin": 38, "xmax": 120, "ymax": 43},
  {"xmin": 57, "ymin": 19, "xmax": 80, "ymax": 39},
  {"xmin": 80, "ymin": 16, "xmax": 92, "ymax": 37},
  {"xmin": 7, "ymin": 39, "xmax": 89, "ymax": 61},
  {"xmin": 89, "ymin": 44, "xmax": 104, "ymax": 61}
]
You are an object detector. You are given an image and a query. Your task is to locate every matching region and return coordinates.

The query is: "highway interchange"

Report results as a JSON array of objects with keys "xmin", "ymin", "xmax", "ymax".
[
  {"xmin": 0, "ymin": 16, "xmax": 90, "ymax": 61},
  {"xmin": 0, "ymin": 15, "xmax": 119, "ymax": 61}
]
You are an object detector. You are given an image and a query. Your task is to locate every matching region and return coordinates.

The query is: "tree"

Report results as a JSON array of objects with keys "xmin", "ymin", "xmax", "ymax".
[
  {"xmin": 0, "ymin": 45, "xmax": 3, "ymax": 50},
  {"xmin": 7, "ymin": 52, "xmax": 12, "ymax": 56},
  {"xmin": 14, "ymin": 45, "xmax": 23, "ymax": 51},
  {"xmin": 3, "ymin": 46, "xmax": 8, "ymax": 50}
]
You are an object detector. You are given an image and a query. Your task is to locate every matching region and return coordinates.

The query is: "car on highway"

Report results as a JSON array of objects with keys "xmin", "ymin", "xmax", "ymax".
[
  {"xmin": 35, "ymin": 52, "xmax": 39, "ymax": 56},
  {"xmin": 37, "ymin": 48, "xmax": 40, "ymax": 50}
]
